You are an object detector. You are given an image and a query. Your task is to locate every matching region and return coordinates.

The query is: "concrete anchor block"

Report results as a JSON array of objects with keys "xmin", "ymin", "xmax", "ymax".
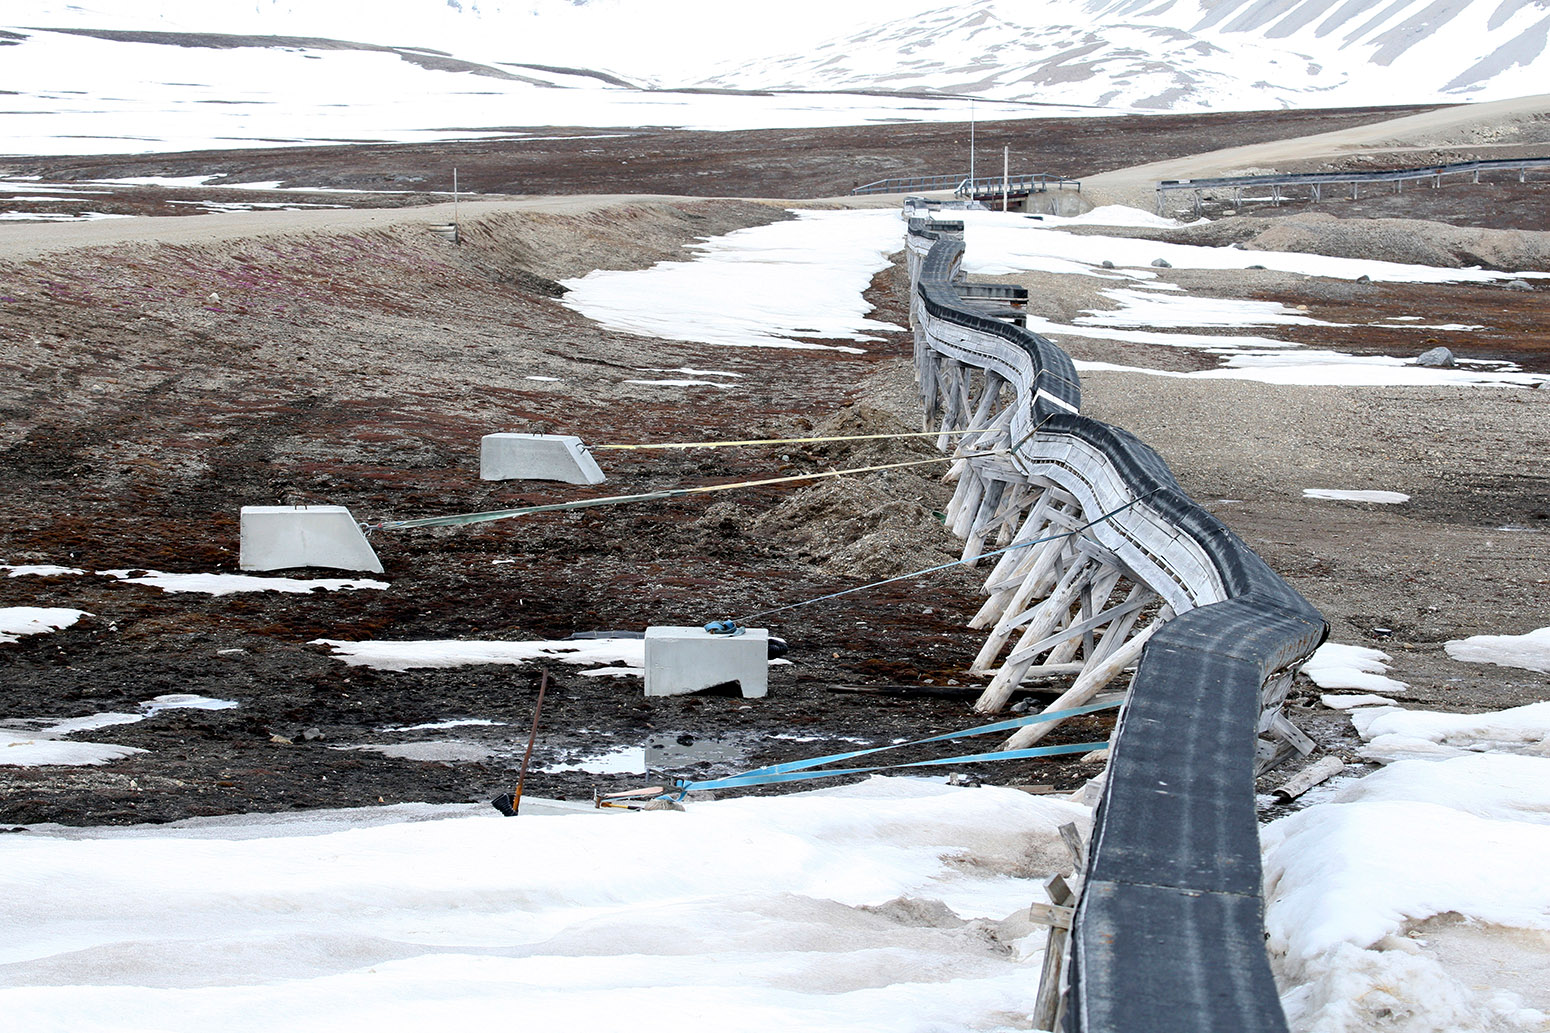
[
  {"xmin": 644, "ymin": 626, "xmax": 769, "ymax": 699},
  {"xmin": 240, "ymin": 505, "xmax": 384, "ymax": 573},
  {"xmin": 481, "ymin": 433, "xmax": 605, "ymax": 484}
]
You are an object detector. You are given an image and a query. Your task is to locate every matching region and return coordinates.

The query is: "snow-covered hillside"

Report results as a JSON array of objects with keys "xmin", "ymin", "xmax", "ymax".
[
  {"xmin": 696, "ymin": 0, "xmax": 1550, "ymax": 110},
  {"xmin": 2, "ymin": 0, "xmax": 1547, "ymax": 154}
]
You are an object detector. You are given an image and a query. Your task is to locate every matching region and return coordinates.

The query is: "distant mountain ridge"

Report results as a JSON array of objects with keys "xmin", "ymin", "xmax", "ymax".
[{"xmin": 14, "ymin": 0, "xmax": 1546, "ymax": 111}]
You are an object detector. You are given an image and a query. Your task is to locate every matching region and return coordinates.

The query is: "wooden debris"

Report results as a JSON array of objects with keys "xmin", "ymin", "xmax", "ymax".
[{"xmin": 1272, "ymin": 755, "xmax": 1346, "ymax": 803}]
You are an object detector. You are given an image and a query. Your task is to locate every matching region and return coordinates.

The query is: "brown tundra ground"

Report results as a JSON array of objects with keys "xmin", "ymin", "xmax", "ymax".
[{"xmin": 1, "ymin": 102, "xmax": 1546, "ymax": 825}]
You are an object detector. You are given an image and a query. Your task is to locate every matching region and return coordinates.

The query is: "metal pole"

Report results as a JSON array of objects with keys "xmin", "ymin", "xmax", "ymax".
[
  {"xmin": 453, "ymin": 166, "xmax": 460, "ymax": 245},
  {"xmin": 1003, "ymin": 145, "xmax": 1009, "ymax": 212},
  {"xmin": 970, "ymin": 100, "xmax": 976, "ymax": 193}
]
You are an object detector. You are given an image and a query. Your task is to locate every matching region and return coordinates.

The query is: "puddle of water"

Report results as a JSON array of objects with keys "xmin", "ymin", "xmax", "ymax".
[
  {"xmin": 537, "ymin": 734, "xmax": 765, "ymax": 778},
  {"xmin": 540, "ymin": 745, "xmax": 647, "ymax": 774},
  {"xmin": 644, "ymin": 734, "xmax": 749, "ymax": 773}
]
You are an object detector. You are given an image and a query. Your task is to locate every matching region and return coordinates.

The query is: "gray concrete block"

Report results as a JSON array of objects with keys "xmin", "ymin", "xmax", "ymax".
[
  {"xmin": 240, "ymin": 505, "xmax": 384, "ymax": 573},
  {"xmin": 644, "ymin": 626, "xmax": 769, "ymax": 698},
  {"xmin": 480, "ymin": 433, "xmax": 605, "ymax": 484}
]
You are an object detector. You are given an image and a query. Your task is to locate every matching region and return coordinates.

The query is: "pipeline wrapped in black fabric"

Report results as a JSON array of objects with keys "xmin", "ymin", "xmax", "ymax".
[{"xmin": 905, "ymin": 211, "xmax": 1326, "ymax": 1033}]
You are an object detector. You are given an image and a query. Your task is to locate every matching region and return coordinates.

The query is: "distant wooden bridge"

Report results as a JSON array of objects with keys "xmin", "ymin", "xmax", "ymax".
[{"xmin": 1155, "ymin": 156, "xmax": 1550, "ymax": 216}]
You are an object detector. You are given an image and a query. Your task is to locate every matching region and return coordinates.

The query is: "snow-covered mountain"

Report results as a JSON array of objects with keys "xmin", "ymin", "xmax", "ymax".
[
  {"xmin": 694, "ymin": 0, "xmax": 1550, "ymax": 110},
  {"xmin": 2, "ymin": 0, "xmax": 1547, "ymax": 155}
]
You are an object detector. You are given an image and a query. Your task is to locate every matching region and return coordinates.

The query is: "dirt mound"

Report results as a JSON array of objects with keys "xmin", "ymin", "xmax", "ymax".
[
  {"xmin": 741, "ymin": 478, "xmax": 955, "ymax": 581},
  {"xmin": 1116, "ymin": 211, "xmax": 1550, "ymax": 272},
  {"xmin": 696, "ymin": 403, "xmax": 960, "ymax": 581},
  {"xmin": 1242, "ymin": 212, "xmax": 1550, "ymax": 271},
  {"xmin": 456, "ymin": 200, "xmax": 791, "ymax": 282}
]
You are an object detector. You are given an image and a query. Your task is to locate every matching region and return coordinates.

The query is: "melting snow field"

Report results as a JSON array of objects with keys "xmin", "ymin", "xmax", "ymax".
[
  {"xmin": 1303, "ymin": 489, "xmax": 1411, "ymax": 504},
  {"xmin": 560, "ymin": 210, "xmax": 906, "ymax": 352},
  {"xmin": 1299, "ymin": 642, "xmax": 1409, "ymax": 695},
  {"xmin": 559, "ymin": 206, "xmax": 1550, "ymax": 387},
  {"xmin": 0, "ymin": 778, "xmax": 1087, "ymax": 1033},
  {"xmin": 1264, "ymin": 703, "xmax": 1550, "ymax": 1032},
  {"xmin": 1446, "ymin": 627, "xmax": 1550, "ymax": 674},
  {"xmin": 5, "ymin": 196, "xmax": 1547, "ymax": 1031},
  {"xmin": 0, "ymin": 18, "xmax": 1050, "ymax": 156},
  {"xmin": 1, "ymin": 694, "xmax": 236, "ymax": 767},
  {"xmin": 952, "ymin": 208, "xmax": 1550, "ymax": 388},
  {"xmin": 0, "ymin": 564, "xmax": 387, "ymax": 595}
]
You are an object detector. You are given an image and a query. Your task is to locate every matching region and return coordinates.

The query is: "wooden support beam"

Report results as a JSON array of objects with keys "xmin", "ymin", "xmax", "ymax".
[
  {"xmin": 975, "ymin": 554, "xmax": 1100, "ymax": 709},
  {"xmin": 1059, "ymin": 821, "xmax": 1087, "ymax": 870},
  {"xmin": 1033, "ymin": 873, "xmax": 1076, "ymax": 1033},
  {"xmin": 1002, "ymin": 607, "xmax": 1173, "ymax": 748},
  {"xmin": 971, "ymin": 545, "xmax": 1088, "ymax": 685},
  {"xmin": 949, "ymin": 468, "xmax": 987, "ymax": 537},
  {"xmin": 1028, "ymin": 901, "xmax": 1074, "ymax": 929},
  {"xmin": 961, "ymin": 478, "xmax": 1008, "ymax": 562},
  {"xmin": 1268, "ymin": 712, "xmax": 1316, "ymax": 757},
  {"xmin": 970, "ymin": 530, "xmax": 1070, "ymax": 638},
  {"xmin": 981, "ymin": 492, "xmax": 1057, "ymax": 589},
  {"xmin": 1003, "ymin": 589, "xmax": 1146, "ymax": 668}
]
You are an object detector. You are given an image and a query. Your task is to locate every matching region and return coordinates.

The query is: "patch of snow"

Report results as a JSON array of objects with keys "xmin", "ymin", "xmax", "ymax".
[
  {"xmin": 961, "ymin": 209, "xmax": 1549, "ymax": 287},
  {"xmin": 1300, "ymin": 643, "xmax": 1408, "ymax": 695},
  {"xmin": 140, "ymin": 695, "xmax": 239, "ymax": 714},
  {"xmin": 635, "ymin": 366, "xmax": 745, "ymax": 378},
  {"xmin": 0, "ymin": 211, "xmax": 133, "ymax": 221},
  {"xmin": 561, "ymin": 209, "xmax": 905, "ymax": 353},
  {"xmin": 1074, "ymin": 356, "xmax": 1549, "ymax": 389},
  {"xmin": 312, "ymin": 637, "xmax": 649, "ymax": 674},
  {"xmin": 1, "ymin": 564, "xmax": 88, "ymax": 577},
  {"xmin": 0, "ymin": 735, "xmax": 147, "ymax": 767},
  {"xmin": 623, "ymin": 378, "xmax": 731, "ymax": 388},
  {"xmin": 1445, "ymin": 627, "xmax": 1550, "ymax": 674},
  {"xmin": 0, "ymin": 777, "xmax": 1087, "ymax": 1030},
  {"xmin": 104, "ymin": 570, "xmax": 388, "ymax": 595},
  {"xmin": 1264, "ymin": 751, "xmax": 1550, "ymax": 1032},
  {"xmin": 0, "ymin": 694, "xmax": 239, "ymax": 768},
  {"xmin": 1321, "ymin": 693, "xmax": 1401, "ymax": 710},
  {"xmin": 1303, "ymin": 489, "xmax": 1411, "ymax": 504},
  {"xmin": 0, "ymin": 606, "xmax": 91, "ymax": 644},
  {"xmin": 1078, "ymin": 289, "xmax": 1345, "ymax": 329},
  {"xmin": 540, "ymin": 745, "xmax": 648, "ymax": 774},
  {"xmin": 89, "ymin": 175, "xmax": 222, "ymax": 188},
  {"xmin": 382, "ymin": 719, "xmax": 507, "ymax": 732},
  {"xmin": 346, "ymin": 741, "xmax": 494, "ymax": 763},
  {"xmin": 1352, "ymin": 701, "xmax": 1550, "ymax": 756}
]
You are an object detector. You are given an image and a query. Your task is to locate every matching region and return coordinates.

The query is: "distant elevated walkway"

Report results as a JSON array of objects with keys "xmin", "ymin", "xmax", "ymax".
[
  {"xmin": 852, "ymin": 172, "xmax": 1081, "ymax": 202},
  {"xmin": 1156, "ymin": 156, "xmax": 1550, "ymax": 216},
  {"xmin": 959, "ymin": 173, "xmax": 1081, "ymax": 205}
]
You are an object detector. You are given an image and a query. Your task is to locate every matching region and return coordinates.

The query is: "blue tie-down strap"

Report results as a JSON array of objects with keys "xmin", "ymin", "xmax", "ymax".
[
  {"xmin": 668, "ymin": 698, "xmax": 1122, "ymax": 797},
  {"xmin": 732, "ymin": 698, "xmax": 1120, "ymax": 780},
  {"xmin": 673, "ymin": 739, "xmax": 1110, "ymax": 796}
]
